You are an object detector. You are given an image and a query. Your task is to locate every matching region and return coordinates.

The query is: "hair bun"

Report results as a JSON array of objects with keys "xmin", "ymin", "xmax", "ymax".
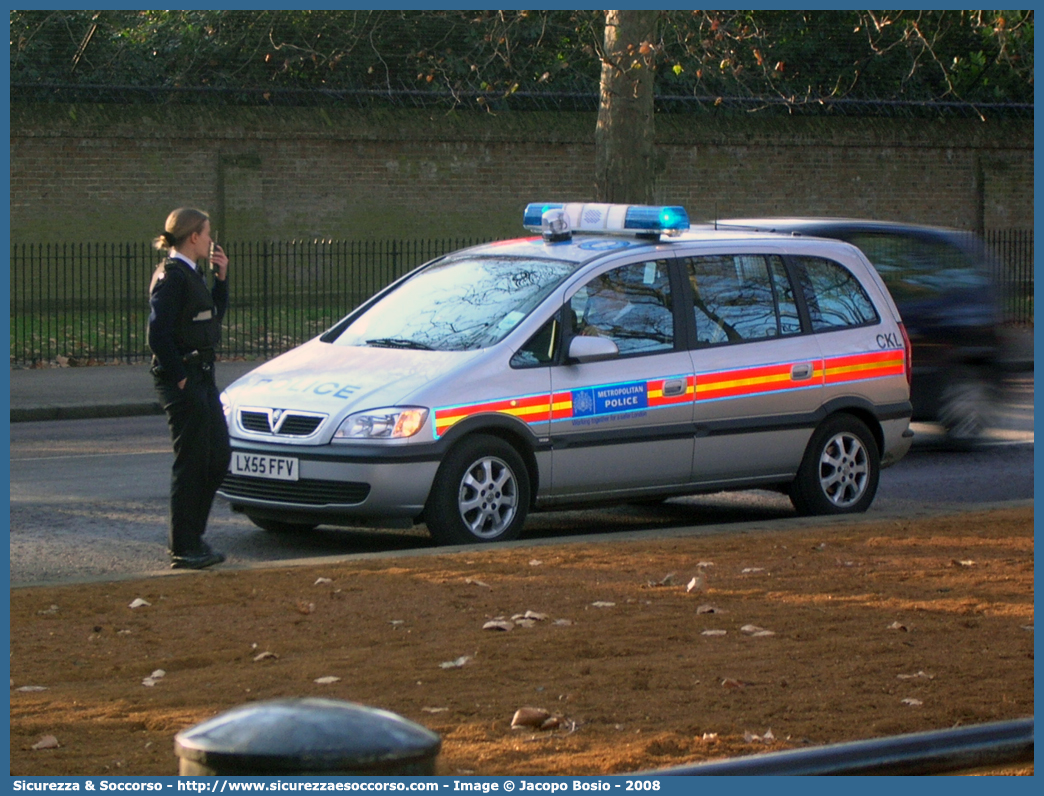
[{"xmin": 162, "ymin": 231, "xmax": 176, "ymax": 246}]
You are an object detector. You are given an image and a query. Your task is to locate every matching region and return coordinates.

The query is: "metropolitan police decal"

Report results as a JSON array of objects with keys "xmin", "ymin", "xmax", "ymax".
[{"xmin": 571, "ymin": 380, "xmax": 648, "ymax": 417}]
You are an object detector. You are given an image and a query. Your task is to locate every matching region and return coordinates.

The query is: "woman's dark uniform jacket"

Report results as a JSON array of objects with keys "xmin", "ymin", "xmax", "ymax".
[{"xmin": 148, "ymin": 256, "xmax": 231, "ymax": 559}]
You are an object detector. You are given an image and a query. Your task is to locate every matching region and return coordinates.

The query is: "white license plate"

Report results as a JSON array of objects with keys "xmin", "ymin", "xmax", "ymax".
[{"xmin": 231, "ymin": 452, "xmax": 300, "ymax": 481}]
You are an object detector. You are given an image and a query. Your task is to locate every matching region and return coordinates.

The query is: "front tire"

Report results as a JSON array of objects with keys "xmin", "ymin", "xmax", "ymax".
[
  {"xmin": 790, "ymin": 415, "xmax": 880, "ymax": 516},
  {"xmin": 426, "ymin": 435, "xmax": 530, "ymax": 545}
]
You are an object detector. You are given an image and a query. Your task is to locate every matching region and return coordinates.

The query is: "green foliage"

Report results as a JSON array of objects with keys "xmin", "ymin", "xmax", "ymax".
[{"xmin": 10, "ymin": 10, "xmax": 1033, "ymax": 106}]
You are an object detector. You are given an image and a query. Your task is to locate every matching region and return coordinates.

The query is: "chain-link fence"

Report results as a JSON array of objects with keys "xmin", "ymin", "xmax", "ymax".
[{"xmin": 9, "ymin": 231, "xmax": 1032, "ymax": 367}]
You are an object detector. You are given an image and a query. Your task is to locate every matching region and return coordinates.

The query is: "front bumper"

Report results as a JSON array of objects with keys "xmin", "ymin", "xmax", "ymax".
[{"xmin": 217, "ymin": 438, "xmax": 442, "ymax": 525}]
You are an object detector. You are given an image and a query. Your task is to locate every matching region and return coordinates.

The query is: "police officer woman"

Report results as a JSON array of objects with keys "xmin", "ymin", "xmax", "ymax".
[{"xmin": 148, "ymin": 208, "xmax": 231, "ymax": 569}]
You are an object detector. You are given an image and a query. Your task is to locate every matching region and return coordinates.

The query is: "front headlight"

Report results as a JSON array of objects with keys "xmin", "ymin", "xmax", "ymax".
[
  {"xmin": 220, "ymin": 391, "xmax": 232, "ymax": 424},
  {"xmin": 332, "ymin": 407, "xmax": 429, "ymax": 441}
]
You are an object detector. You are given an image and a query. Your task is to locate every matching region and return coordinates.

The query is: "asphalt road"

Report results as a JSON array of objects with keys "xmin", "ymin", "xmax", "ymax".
[{"xmin": 9, "ymin": 376, "xmax": 1033, "ymax": 587}]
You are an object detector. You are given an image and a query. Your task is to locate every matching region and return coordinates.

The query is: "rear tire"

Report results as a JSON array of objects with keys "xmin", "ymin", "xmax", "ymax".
[
  {"xmin": 426, "ymin": 435, "xmax": 530, "ymax": 545},
  {"xmin": 790, "ymin": 415, "xmax": 880, "ymax": 516},
  {"xmin": 246, "ymin": 515, "xmax": 318, "ymax": 534}
]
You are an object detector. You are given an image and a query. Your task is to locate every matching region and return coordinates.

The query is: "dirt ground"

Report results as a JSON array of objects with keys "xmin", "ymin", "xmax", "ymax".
[{"xmin": 10, "ymin": 505, "xmax": 1034, "ymax": 777}]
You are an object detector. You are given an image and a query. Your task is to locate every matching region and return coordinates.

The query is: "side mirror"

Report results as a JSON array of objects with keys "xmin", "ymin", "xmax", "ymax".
[{"xmin": 568, "ymin": 335, "xmax": 619, "ymax": 363}]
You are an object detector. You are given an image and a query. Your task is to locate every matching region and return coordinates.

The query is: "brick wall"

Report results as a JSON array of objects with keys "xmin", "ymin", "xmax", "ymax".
[{"xmin": 10, "ymin": 104, "xmax": 1032, "ymax": 243}]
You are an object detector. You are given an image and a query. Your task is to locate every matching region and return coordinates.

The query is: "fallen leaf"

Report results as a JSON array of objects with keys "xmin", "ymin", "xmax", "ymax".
[
  {"xmin": 701, "ymin": 629, "xmax": 727, "ymax": 637},
  {"xmin": 31, "ymin": 735, "xmax": 59, "ymax": 751},
  {"xmin": 741, "ymin": 624, "xmax": 774, "ymax": 636},
  {"xmin": 540, "ymin": 717, "xmax": 561, "ymax": 730},
  {"xmin": 896, "ymin": 671, "xmax": 933, "ymax": 681},
  {"xmin": 552, "ymin": 619, "xmax": 573, "ymax": 627},
  {"xmin": 149, "ymin": 669, "xmax": 166, "ymax": 679},
  {"xmin": 514, "ymin": 619, "xmax": 537, "ymax": 628},
  {"xmin": 314, "ymin": 676, "xmax": 341, "ymax": 685},
  {"xmin": 659, "ymin": 572, "xmax": 677, "ymax": 586},
  {"xmin": 523, "ymin": 610, "xmax": 548, "ymax": 621},
  {"xmin": 686, "ymin": 573, "xmax": 705, "ymax": 593},
  {"xmin": 295, "ymin": 601, "xmax": 316, "ymax": 615},
  {"xmin": 128, "ymin": 598, "xmax": 151, "ymax": 609},
  {"xmin": 888, "ymin": 621, "xmax": 909, "ymax": 632},
  {"xmin": 439, "ymin": 656, "xmax": 472, "ymax": 669},
  {"xmin": 721, "ymin": 678, "xmax": 745, "ymax": 689},
  {"xmin": 511, "ymin": 707, "xmax": 551, "ymax": 729},
  {"xmin": 465, "ymin": 578, "xmax": 491, "ymax": 589},
  {"xmin": 529, "ymin": 560, "xmax": 543, "ymax": 567},
  {"xmin": 696, "ymin": 561, "xmax": 715, "ymax": 568},
  {"xmin": 17, "ymin": 686, "xmax": 48, "ymax": 692},
  {"xmin": 483, "ymin": 620, "xmax": 514, "ymax": 632},
  {"xmin": 253, "ymin": 651, "xmax": 279, "ymax": 662},
  {"xmin": 951, "ymin": 559, "xmax": 976, "ymax": 567},
  {"xmin": 422, "ymin": 707, "xmax": 449, "ymax": 713},
  {"xmin": 313, "ymin": 577, "xmax": 333, "ymax": 585},
  {"xmin": 37, "ymin": 605, "xmax": 59, "ymax": 615},
  {"xmin": 701, "ymin": 732, "xmax": 719, "ymax": 742},
  {"xmin": 696, "ymin": 604, "xmax": 720, "ymax": 614},
  {"xmin": 764, "ymin": 729, "xmax": 776, "ymax": 742},
  {"xmin": 590, "ymin": 601, "xmax": 616, "ymax": 608},
  {"xmin": 901, "ymin": 698, "xmax": 923, "ymax": 707},
  {"xmin": 389, "ymin": 620, "xmax": 405, "ymax": 626},
  {"xmin": 741, "ymin": 567, "xmax": 765, "ymax": 574}
]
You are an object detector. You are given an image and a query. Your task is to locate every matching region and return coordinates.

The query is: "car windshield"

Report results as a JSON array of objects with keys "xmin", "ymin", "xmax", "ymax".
[{"xmin": 331, "ymin": 256, "xmax": 577, "ymax": 352}]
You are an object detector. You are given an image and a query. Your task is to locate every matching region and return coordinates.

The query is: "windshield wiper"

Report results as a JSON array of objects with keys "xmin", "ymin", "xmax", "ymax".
[{"xmin": 365, "ymin": 337, "xmax": 433, "ymax": 350}]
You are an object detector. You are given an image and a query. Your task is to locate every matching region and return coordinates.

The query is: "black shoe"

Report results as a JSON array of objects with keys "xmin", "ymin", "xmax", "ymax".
[{"xmin": 170, "ymin": 550, "xmax": 226, "ymax": 570}]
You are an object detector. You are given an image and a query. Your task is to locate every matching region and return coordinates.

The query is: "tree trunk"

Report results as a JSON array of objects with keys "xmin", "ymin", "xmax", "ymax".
[{"xmin": 595, "ymin": 10, "xmax": 658, "ymax": 204}]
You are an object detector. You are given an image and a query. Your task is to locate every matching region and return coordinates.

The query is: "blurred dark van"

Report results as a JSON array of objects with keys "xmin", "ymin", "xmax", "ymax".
[{"xmin": 716, "ymin": 219, "xmax": 1004, "ymax": 442}]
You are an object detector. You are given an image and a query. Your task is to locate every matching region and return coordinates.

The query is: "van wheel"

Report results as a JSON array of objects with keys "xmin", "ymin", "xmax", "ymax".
[
  {"xmin": 246, "ymin": 515, "xmax": 318, "ymax": 534},
  {"xmin": 938, "ymin": 368, "xmax": 995, "ymax": 445},
  {"xmin": 426, "ymin": 435, "xmax": 530, "ymax": 545},
  {"xmin": 790, "ymin": 415, "xmax": 879, "ymax": 516}
]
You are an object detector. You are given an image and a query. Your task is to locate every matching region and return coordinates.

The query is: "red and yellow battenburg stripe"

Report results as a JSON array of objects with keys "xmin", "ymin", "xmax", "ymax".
[
  {"xmin": 647, "ymin": 375, "xmax": 696, "ymax": 406},
  {"xmin": 434, "ymin": 375, "xmax": 696, "ymax": 438},
  {"xmin": 433, "ymin": 392, "xmax": 553, "ymax": 438},
  {"xmin": 823, "ymin": 350, "xmax": 905, "ymax": 384},
  {"xmin": 694, "ymin": 361, "xmax": 823, "ymax": 402},
  {"xmin": 432, "ymin": 350, "xmax": 903, "ymax": 437},
  {"xmin": 694, "ymin": 349, "xmax": 904, "ymax": 402}
]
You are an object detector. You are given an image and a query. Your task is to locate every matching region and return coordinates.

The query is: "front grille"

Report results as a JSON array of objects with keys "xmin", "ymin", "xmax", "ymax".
[
  {"xmin": 220, "ymin": 475, "xmax": 371, "ymax": 506},
  {"xmin": 240, "ymin": 411, "xmax": 271, "ymax": 433},
  {"xmin": 238, "ymin": 408, "xmax": 326, "ymax": 437},
  {"xmin": 279, "ymin": 415, "xmax": 324, "ymax": 436}
]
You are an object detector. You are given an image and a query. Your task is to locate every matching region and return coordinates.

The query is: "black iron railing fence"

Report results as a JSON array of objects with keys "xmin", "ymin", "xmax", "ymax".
[
  {"xmin": 9, "ymin": 238, "xmax": 483, "ymax": 366},
  {"xmin": 9, "ymin": 231, "xmax": 1034, "ymax": 367}
]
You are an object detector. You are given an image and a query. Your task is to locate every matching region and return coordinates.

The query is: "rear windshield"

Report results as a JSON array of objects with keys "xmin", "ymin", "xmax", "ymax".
[{"xmin": 331, "ymin": 256, "xmax": 576, "ymax": 352}]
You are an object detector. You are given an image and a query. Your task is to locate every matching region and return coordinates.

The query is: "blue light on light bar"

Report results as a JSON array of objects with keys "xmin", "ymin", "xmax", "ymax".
[
  {"xmin": 624, "ymin": 205, "xmax": 690, "ymax": 233},
  {"xmin": 522, "ymin": 202, "xmax": 690, "ymax": 237},
  {"xmin": 522, "ymin": 203, "xmax": 564, "ymax": 229}
]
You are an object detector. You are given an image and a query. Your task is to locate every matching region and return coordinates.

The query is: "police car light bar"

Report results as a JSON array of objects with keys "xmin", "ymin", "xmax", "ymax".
[{"xmin": 523, "ymin": 202, "xmax": 690, "ymax": 238}]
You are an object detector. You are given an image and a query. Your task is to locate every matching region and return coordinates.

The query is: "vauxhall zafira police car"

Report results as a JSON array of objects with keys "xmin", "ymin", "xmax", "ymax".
[{"xmin": 218, "ymin": 203, "xmax": 914, "ymax": 545}]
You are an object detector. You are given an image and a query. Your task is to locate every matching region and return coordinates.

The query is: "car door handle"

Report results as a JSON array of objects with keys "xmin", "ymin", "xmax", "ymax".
[
  {"xmin": 663, "ymin": 379, "xmax": 686, "ymax": 396},
  {"xmin": 791, "ymin": 363, "xmax": 814, "ymax": 381}
]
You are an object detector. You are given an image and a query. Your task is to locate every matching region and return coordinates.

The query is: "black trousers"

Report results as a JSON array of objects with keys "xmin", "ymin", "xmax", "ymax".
[{"xmin": 154, "ymin": 364, "xmax": 232, "ymax": 556}]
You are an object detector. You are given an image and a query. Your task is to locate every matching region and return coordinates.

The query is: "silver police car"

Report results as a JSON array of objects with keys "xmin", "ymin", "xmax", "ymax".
[{"xmin": 218, "ymin": 203, "xmax": 913, "ymax": 545}]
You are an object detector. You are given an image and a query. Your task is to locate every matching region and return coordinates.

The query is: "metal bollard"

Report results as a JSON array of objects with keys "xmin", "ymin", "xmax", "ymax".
[{"xmin": 174, "ymin": 698, "xmax": 441, "ymax": 776}]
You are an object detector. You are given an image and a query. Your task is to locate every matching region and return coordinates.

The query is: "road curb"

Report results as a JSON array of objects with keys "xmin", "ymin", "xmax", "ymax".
[
  {"xmin": 10, "ymin": 499, "xmax": 1033, "ymax": 590},
  {"xmin": 10, "ymin": 402, "xmax": 164, "ymax": 423}
]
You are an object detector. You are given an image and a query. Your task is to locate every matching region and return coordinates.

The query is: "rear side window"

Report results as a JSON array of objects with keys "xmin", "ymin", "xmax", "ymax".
[
  {"xmin": 685, "ymin": 255, "xmax": 800, "ymax": 344},
  {"xmin": 791, "ymin": 256, "xmax": 879, "ymax": 331}
]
